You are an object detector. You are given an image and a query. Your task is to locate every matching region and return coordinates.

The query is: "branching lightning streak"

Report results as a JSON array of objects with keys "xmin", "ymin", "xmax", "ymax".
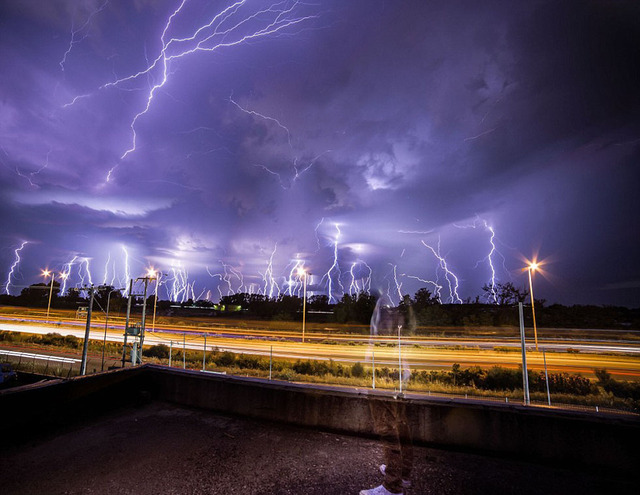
[
  {"xmin": 348, "ymin": 260, "xmax": 372, "ymax": 296},
  {"xmin": 292, "ymin": 151, "xmax": 328, "ymax": 182},
  {"xmin": 285, "ymin": 259, "xmax": 304, "ymax": 296},
  {"xmin": 253, "ymin": 164, "xmax": 287, "ymax": 190},
  {"xmin": 348, "ymin": 262, "xmax": 359, "ymax": 296},
  {"xmin": 405, "ymin": 275, "xmax": 443, "ymax": 302},
  {"xmin": 229, "ymin": 95, "xmax": 292, "ymax": 148},
  {"xmin": 454, "ymin": 217, "xmax": 502, "ymax": 303},
  {"xmin": 484, "ymin": 222, "xmax": 498, "ymax": 303},
  {"xmin": 61, "ymin": 255, "xmax": 78, "ymax": 295},
  {"xmin": 15, "ymin": 149, "xmax": 52, "ymax": 188},
  {"xmin": 87, "ymin": 0, "xmax": 317, "ymax": 161},
  {"xmin": 314, "ymin": 217, "xmax": 325, "ymax": 251},
  {"xmin": 206, "ymin": 266, "xmax": 226, "ymax": 299},
  {"xmin": 102, "ymin": 251, "xmax": 111, "ymax": 285},
  {"xmin": 362, "ymin": 261, "xmax": 373, "ymax": 294},
  {"xmin": 421, "ymin": 239, "xmax": 462, "ymax": 304},
  {"xmin": 60, "ymin": 0, "xmax": 110, "ymax": 71},
  {"xmin": 76, "ymin": 257, "xmax": 94, "ymax": 294},
  {"xmin": 323, "ymin": 223, "xmax": 343, "ymax": 303},
  {"xmin": 390, "ymin": 264, "xmax": 403, "ymax": 302},
  {"xmin": 4, "ymin": 241, "xmax": 28, "ymax": 295},
  {"xmin": 262, "ymin": 243, "xmax": 281, "ymax": 298},
  {"xmin": 121, "ymin": 246, "xmax": 131, "ymax": 295}
]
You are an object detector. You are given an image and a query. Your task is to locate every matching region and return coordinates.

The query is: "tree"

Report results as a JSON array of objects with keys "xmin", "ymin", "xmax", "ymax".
[
  {"xmin": 20, "ymin": 282, "xmax": 58, "ymax": 306},
  {"xmin": 413, "ymin": 288, "xmax": 438, "ymax": 308},
  {"xmin": 482, "ymin": 282, "xmax": 528, "ymax": 306}
]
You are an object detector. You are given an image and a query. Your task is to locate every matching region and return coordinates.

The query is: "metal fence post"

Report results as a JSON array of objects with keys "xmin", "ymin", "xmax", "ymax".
[
  {"xmin": 169, "ymin": 341, "xmax": 173, "ymax": 367},
  {"xmin": 519, "ymin": 302, "xmax": 530, "ymax": 405},
  {"xmin": 269, "ymin": 345, "xmax": 273, "ymax": 380},
  {"xmin": 202, "ymin": 335, "xmax": 207, "ymax": 371},
  {"xmin": 183, "ymin": 333, "xmax": 186, "ymax": 369},
  {"xmin": 372, "ymin": 349, "xmax": 376, "ymax": 389},
  {"xmin": 543, "ymin": 347, "xmax": 551, "ymax": 406}
]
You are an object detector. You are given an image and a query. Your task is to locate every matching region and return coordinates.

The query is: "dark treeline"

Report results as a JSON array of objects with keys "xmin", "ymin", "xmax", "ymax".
[{"xmin": 1, "ymin": 281, "xmax": 638, "ymax": 330}]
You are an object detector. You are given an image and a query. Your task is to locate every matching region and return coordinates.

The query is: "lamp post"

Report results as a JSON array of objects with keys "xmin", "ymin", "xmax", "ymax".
[
  {"xmin": 42, "ymin": 270, "xmax": 54, "ymax": 322},
  {"xmin": 297, "ymin": 267, "xmax": 308, "ymax": 343},
  {"xmin": 102, "ymin": 287, "xmax": 124, "ymax": 372},
  {"xmin": 42, "ymin": 270, "xmax": 66, "ymax": 323},
  {"xmin": 149, "ymin": 270, "xmax": 161, "ymax": 332},
  {"xmin": 527, "ymin": 262, "xmax": 539, "ymax": 351}
]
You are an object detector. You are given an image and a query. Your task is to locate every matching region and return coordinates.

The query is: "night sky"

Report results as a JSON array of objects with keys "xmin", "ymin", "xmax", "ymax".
[{"xmin": 1, "ymin": 0, "xmax": 639, "ymax": 307}]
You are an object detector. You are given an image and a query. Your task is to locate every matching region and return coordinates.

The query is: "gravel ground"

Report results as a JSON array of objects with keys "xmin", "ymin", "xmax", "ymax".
[{"xmin": 1, "ymin": 401, "xmax": 635, "ymax": 495}]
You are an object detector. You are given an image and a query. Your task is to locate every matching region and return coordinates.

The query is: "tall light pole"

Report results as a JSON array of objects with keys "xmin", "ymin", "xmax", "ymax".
[
  {"xmin": 297, "ymin": 267, "xmax": 308, "ymax": 343},
  {"xmin": 149, "ymin": 269, "xmax": 160, "ymax": 332},
  {"xmin": 528, "ymin": 262, "xmax": 539, "ymax": 351},
  {"xmin": 80, "ymin": 285, "xmax": 95, "ymax": 376},
  {"xmin": 42, "ymin": 270, "xmax": 66, "ymax": 322},
  {"xmin": 42, "ymin": 270, "xmax": 55, "ymax": 322},
  {"xmin": 102, "ymin": 287, "xmax": 124, "ymax": 372}
]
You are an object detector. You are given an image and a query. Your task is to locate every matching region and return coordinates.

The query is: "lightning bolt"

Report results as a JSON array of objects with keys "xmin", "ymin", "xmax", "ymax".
[
  {"xmin": 60, "ymin": 255, "xmax": 79, "ymax": 295},
  {"xmin": 285, "ymin": 259, "xmax": 304, "ymax": 296},
  {"xmin": 348, "ymin": 262, "xmax": 359, "ymax": 295},
  {"xmin": 323, "ymin": 223, "xmax": 343, "ymax": 303},
  {"xmin": 77, "ymin": 0, "xmax": 318, "ymax": 165},
  {"xmin": 121, "ymin": 246, "xmax": 131, "ymax": 295},
  {"xmin": 262, "ymin": 243, "xmax": 281, "ymax": 298},
  {"xmin": 421, "ymin": 238, "xmax": 462, "ymax": 304},
  {"xmin": 229, "ymin": 94, "xmax": 292, "ymax": 148},
  {"xmin": 102, "ymin": 251, "xmax": 111, "ymax": 285},
  {"xmin": 76, "ymin": 258, "xmax": 93, "ymax": 293},
  {"xmin": 405, "ymin": 275, "xmax": 443, "ymax": 302},
  {"xmin": 454, "ymin": 217, "xmax": 507, "ymax": 304},
  {"xmin": 15, "ymin": 149, "xmax": 52, "ymax": 188},
  {"xmin": 348, "ymin": 260, "xmax": 372, "ymax": 296},
  {"xmin": 314, "ymin": 217, "xmax": 325, "ymax": 251},
  {"xmin": 59, "ymin": 0, "xmax": 110, "ymax": 71},
  {"xmin": 4, "ymin": 241, "xmax": 28, "ymax": 295},
  {"xmin": 390, "ymin": 264, "xmax": 403, "ymax": 302}
]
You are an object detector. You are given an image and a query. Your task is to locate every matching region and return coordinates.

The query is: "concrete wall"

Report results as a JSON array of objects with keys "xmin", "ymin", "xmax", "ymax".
[{"xmin": 2, "ymin": 364, "xmax": 639, "ymax": 477}]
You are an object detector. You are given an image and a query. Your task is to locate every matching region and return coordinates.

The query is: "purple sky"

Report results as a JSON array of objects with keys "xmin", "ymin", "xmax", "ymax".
[{"xmin": 1, "ymin": 0, "xmax": 639, "ymax": 306}]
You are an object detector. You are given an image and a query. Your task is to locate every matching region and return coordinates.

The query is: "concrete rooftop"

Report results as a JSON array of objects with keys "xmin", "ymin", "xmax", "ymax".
[{"xmin": 1, "ymin": 400, "xmax": 635, "ymax": 495}]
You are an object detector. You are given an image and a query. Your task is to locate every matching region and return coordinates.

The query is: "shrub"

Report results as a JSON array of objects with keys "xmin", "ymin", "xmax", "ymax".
[
  {"xmin": 351, "ymin": 362, "xmax": 365, "ymax": 378},
  {"xmin": 215, "ymin": 351, "xmax": 236, "ymax": 367},
  {"xmin": 143, "ymin": 344, "xmax": 170, "ymax": 359}
]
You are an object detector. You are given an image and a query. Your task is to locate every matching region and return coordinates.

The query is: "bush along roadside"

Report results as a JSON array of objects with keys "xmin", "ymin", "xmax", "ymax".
[{"xmin": 2, "ymin": 332, "xmax": 639, "ymax": 412}]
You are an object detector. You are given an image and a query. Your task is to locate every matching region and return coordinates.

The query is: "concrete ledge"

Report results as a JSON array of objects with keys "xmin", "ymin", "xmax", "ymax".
[{"xmin": 2, "ymin": 364, "xmax": 639, "ymax": 477}]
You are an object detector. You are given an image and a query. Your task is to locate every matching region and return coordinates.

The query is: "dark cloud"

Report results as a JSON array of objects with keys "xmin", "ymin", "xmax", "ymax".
[{"xmin": 0, "ymin": 0, "xmax": 638, "ymax": 306}]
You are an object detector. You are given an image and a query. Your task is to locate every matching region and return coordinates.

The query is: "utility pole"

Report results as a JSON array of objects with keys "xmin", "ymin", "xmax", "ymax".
[
  {"xmin": 80, "ymin": 286, "xmax": 95, "ymax": 375},
  {"xmin": 137, "ymin": 277, "xmax": 150, "ymax": 365},
  {"xmin": 122, "ymin": 278, "xmax": 133, "ymax": 368}
]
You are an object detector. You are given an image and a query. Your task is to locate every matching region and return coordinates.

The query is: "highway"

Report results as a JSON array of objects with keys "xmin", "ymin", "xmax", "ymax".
[{"xmin": 1, "ymin": 316, "xmax": 639, "ymax": 380}]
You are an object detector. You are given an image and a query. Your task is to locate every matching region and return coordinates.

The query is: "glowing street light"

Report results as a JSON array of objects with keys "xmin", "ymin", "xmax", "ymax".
[
  {"xmin": 146, "ymin": 268, "xmax": 160, "ymax": 332},
  {"xmin": 42, "ymin": 269, "xmax": 66, "ymax": 323},
  {"xmin": 297, "ymin": 267, "xmax": 308, "ymax": 343},
  {"xmin": 527, "ymin": 262, "xmax": 539, "ymax": 351}
]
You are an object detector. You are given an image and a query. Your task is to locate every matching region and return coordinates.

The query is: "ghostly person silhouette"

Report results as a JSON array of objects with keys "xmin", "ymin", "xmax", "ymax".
[{"xmin": 360, "ymin": 294, "xmax": 414, "ymax": 495}]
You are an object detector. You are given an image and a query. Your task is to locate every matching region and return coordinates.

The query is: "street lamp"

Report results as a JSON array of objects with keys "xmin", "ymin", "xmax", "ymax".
[
  {"xmin": 297, "ymin": 267, "xmax": 308, "ymax": 343},
  {"xmin": 527, "ymin": 262, "xmax": 539, "ymax": 351},
  {"xmin": 42, "ymin": 270, "xmax": 54, "ymax": 322},
  {"xmin": 102, "ymin": 287, "xmax": 125, "ymax": 372},
  {"xmin": 146, "ymin": 268, "xmax": 160, "ymax": 332},
  {"xmin": 42, "ymin": 270, "xmax": 66, "ymax": 322}
]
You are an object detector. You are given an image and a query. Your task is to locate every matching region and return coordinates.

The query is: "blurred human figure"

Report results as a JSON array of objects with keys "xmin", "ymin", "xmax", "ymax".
[{"xmin": 360, "ymin": 295, "xmax": 414, "ymax": 495}]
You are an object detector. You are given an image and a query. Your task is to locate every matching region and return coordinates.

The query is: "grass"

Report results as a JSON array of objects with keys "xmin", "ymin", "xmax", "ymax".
[{"xmin": 2, "ymin": 329, "xmax": 639, "ymax": 414}]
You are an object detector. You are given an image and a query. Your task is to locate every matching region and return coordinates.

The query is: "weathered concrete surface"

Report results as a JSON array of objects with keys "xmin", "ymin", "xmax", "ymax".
[
  {"xmin": 147, "ymin": 365, "xmax": 640, "ymax": 476},
  {"xmin": 2, "ymin": 364, "xmax": 639, "ymax": 484},
  {"xmin": 1, "ymin": 401, "xmax": 635, "ymax": 495}
]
